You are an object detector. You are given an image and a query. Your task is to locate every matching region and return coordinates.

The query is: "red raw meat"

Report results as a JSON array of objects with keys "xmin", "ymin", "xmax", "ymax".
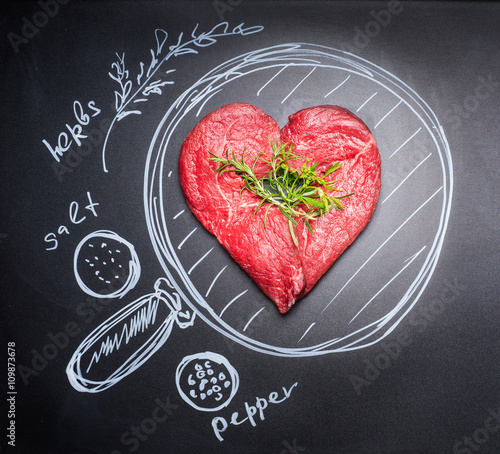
[{"xmin": 178, "ymin": 103, "xmax": 381, "ymax": 314}]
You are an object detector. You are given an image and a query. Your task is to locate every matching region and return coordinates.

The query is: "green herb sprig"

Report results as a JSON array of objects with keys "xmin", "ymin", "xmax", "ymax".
[{"xmin": 209, "ymin": 141, "xmax": 354, "ymax": 246}]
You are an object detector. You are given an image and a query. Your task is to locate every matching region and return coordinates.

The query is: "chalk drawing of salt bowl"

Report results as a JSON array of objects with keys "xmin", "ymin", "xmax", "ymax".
[{"xmin": 144, "ymin": 43, "xmax": 453, "ymax": 357}]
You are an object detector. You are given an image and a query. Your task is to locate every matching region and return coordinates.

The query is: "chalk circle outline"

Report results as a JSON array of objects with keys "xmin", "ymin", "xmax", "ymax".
[
  {"xmin": 144, "ymin": 43, "xmax": 453, "ymax": 356},
  {"xmin": 175, "ymin": 351, "xmax": 239, "ymax": 412},
  {"xmin": 74, "ymin": 230, "xmax": 141, "ymax": 299}
]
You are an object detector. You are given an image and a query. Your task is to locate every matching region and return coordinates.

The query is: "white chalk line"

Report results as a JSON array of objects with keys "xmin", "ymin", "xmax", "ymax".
[
  {"xmin": 177, "ymin": 227, "xmax": 197, "ymax": 250},
  {"xmin": 220, "ymin": 289, "xmax": 249, "ymax": 318},
  {"xmin": 205, "ymin": 265, "xmax": 228, "ymax": 297},
  {"xmin": 374, "ymin": 99, "xmax": 403, "ymax": 129},
  {"xmin": 324, "ymin": 74, "xmax": 351, "ymax": 98},
  {"xmin": 349, "ymin": 245, "xmax": 426, "ymax": 324},
  {"xmin": 390, "ymin": 127, "xmax": 422, "ymax": 158},
  {"xmin": 356, "ymin": 91, "xmax": 378, "ymax": 112},
  {"xmin": 298, "ymin": 323, "xmax": 316, "ymax": 343},
  {"xmin": 187, "ymin": 247, "xmax": 214, "ymax": 275},
  {"xmin": 173, "ymin": 209, "xmax": 185, "ymax": 219},
  {"xmin": 243, "ymin": 306, "xmax": 266, "ymax": 332},
  {"xmin": 282, "ymin": 66, "xmax": 317, "ymax": 104},
  {"xmin": 257, "ymin": 64, "xmax": 290, "ymax": 96},
  {"xmin": 196, "ymin": 88, "xmax": 223, "ymax": 117},
  {"xmin": 322, "ymin": 185, "xmax": 443, "ymax": 313},
  {"xmin": 382, "ymin": 153, "xmax": 432, "ymax": 205}
]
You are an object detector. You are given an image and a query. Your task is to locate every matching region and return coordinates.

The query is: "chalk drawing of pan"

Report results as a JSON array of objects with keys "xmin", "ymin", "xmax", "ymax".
[
  {"xmin": 144, "ymin": 43, "xmax": 453, "ymax": 356},
  {"xmin": 66, "ymin": 43, "xmax": 453, "ymax": 394}
]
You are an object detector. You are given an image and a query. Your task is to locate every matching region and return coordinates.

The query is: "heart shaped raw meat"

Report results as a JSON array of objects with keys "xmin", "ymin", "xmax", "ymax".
[{"xmin": 179, "ymin": 103, "xmax": 381, "ymax": 314}]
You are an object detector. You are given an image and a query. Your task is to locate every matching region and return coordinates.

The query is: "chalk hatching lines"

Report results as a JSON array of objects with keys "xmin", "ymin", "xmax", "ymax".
[
  {"xmin": 86, "ymin": 297, "xmax": 160, "ymax": 373},
  {"xmin": 282, "ymin": 66, "xmax": 316, "ymax": 104},
  {"xmin": 243, "ymin": 306, "xmax": 266, "ymax": 332},
  {"xmin": 188, "ymin": 247, "xmax": 214, "ymax": 275},
  {"xmin": 298, "ymin": 323, "xmax": 316, "ymax": 343},
  {"xmin": 382, "ymin": 153, "xmax": 432, "ymax": 204},
  {"xmin": 390, "ymin": 127, "xmax": 422, "ymax": 158},
  {"xmin": 357, "ymin": 92, "xmax": 378, "ymax": 112},
  {"xmin": 178, "ymin": 227, "xmax": 197, "ymax": 250},
  {"xmin": 374, "ymin": 99, "xmax": 403, "ymax": 129},
  {"xmin": 324, "ymin": 74, "xmax": 350, "ymax": 98},
  {"xmin": 206, "ymin": 265, "xmax": 228, "ymax": 297},
  {"xmin": 349, "ymin": 245, "xmax": 426, "ymax": 324},
  {"xmin": 220, "ymin": 289, "xmax": 248, "ymax": 317},
  {"xmin": 257, "ymin": 64, "xmax": 290, "ymax": 96},
  {"xmin": 322, "ymin": 186, "xmax": 443, "ymax": 313},
  {"xmin": 173, "ymin": 209, "xmax": 185, "ymax": 219}
]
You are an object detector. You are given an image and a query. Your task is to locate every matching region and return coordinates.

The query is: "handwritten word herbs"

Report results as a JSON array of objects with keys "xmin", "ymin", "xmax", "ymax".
[
  {"xmin": 51, "ymin": 115, "xmax": 111, "ymax": 182},
  {"xmin": 42, "ymin": 100, "xmax": 102, "ymax": 164},
  {"xmin": 44, "ymin": 191, "xmax": 99, "ymax": 251},
  {"xmin": 211, "ymin": 382, "xmax": 299, "ymax": 441},
  {"xmin": 41, "ymin": 22, "xmax": 263, "ymax": 175}
]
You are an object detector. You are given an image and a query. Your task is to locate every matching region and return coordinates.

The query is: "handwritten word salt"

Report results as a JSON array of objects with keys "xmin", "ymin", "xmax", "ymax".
[{"xmin": 44, "ymin": 191, "xmax": 99, "ymax": 250}]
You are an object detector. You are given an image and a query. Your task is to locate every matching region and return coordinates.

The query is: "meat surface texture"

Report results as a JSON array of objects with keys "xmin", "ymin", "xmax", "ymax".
[{"xmin": 178, "ymin": 103, "xmax": 381, "ymax": 314}]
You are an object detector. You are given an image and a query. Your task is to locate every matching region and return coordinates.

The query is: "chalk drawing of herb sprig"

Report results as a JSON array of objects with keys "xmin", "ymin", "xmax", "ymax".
[{"xmin": 102, "ymin": 21, "xmax": 264, "ymax": 173}]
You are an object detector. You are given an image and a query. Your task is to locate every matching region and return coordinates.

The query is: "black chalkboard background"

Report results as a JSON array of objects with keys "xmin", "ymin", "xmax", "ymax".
[{"xmin": 1, "ymin": 1, "xmax": 499, "ymax": 453}]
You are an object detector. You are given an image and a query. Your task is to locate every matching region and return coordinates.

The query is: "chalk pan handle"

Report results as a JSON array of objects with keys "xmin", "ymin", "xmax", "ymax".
[{"xmin": 66, "ymin": 277, "xmax": 196, "ymax": 393}]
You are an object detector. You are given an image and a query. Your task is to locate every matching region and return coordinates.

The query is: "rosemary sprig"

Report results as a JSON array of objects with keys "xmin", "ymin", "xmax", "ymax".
[{"xmin": 209, "ymin": 141, "xmax": 354, "ymax": 246}]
